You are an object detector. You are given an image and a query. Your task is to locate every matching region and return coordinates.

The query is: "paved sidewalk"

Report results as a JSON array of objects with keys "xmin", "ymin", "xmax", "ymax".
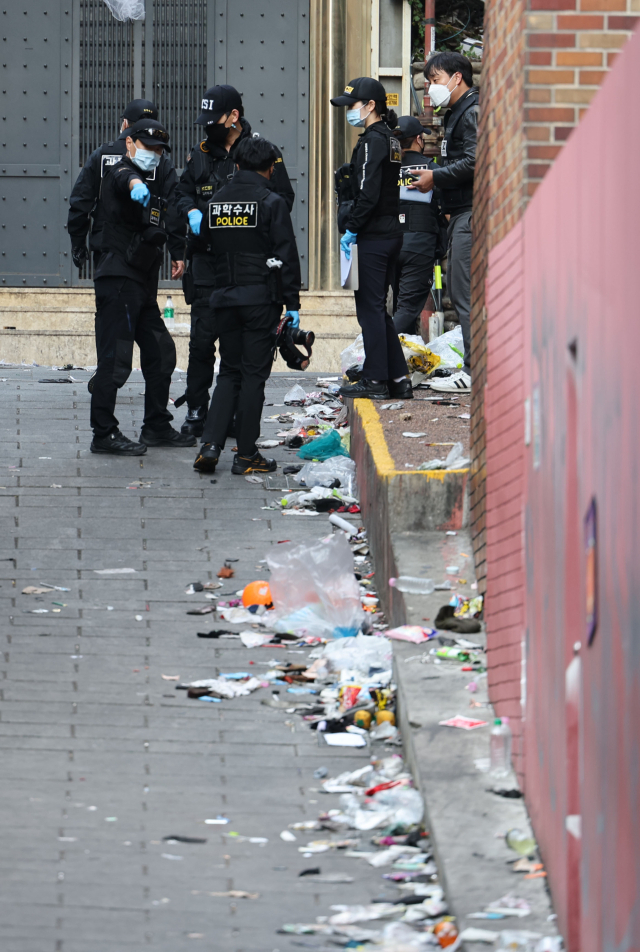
[{"xmin": 0, "ymin": 368, "xmax": 385, "ymax": 952}]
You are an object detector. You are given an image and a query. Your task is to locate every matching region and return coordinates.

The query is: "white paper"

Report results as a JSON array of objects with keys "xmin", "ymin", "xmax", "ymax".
[
  {"xmin": 340, "ymin": 245, "xmax": 359, "ymax": 290},
  {"xmin": 323, "ymin": 732, "xmax": 367, "ymax": 747}
]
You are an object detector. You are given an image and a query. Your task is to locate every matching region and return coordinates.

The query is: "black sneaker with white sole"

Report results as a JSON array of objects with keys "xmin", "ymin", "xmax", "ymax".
[
  {"xmin": 90, "ymin": 429, "xmax": 147, "ymax": 456},
  {"xmin": 140, "ymin": 426, "xmax": 197, "ymax": 448}
]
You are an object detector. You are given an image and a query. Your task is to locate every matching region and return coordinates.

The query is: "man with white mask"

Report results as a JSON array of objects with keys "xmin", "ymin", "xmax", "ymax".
[
  {"xmin": 88, "ymin": 119, "xmax": 193, "ymax": 455},
  {"xmin": 410, "ymin": 52, "xmax": 478, "ymax": 392}
]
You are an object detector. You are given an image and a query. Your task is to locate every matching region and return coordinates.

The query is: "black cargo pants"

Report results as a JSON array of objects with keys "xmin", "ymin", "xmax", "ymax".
[
  {"xmin": 91, "ymin": 276, "xmax": 176, "ymax": 438},
  {"xmin": 183, "ymin": 285, "xmax": 218, "ymax": 410}
]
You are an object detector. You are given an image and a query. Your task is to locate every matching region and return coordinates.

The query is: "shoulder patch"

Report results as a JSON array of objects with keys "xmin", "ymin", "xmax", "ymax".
[
  {"xmin": 389, "ymin": 137, "xmax": 402, "ymax": 164},
  {"xmin": 100, "ymin": 154, "xmax": 121, "ymax": 178}
]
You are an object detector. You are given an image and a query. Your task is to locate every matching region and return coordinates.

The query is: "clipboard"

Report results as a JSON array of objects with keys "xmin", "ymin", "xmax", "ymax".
[{"xmin": 340, "ymin": 244, "xmax": 359, "ymax": 290}]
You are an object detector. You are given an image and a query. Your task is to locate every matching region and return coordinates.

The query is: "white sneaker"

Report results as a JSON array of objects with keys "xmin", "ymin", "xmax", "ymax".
[{"xmin": 429, "ymin": 370, "xmax": 471, "ymax": 392}]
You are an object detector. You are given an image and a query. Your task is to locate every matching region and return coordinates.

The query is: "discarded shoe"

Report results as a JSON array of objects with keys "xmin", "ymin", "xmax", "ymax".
[
  {"xmin": 429, "ymin": 370, "xmax": 471, "ymax": 392},
  {"xmin": 181, "ymin": 405, "xmax": 207, "ymax": 438},
  {"xmin": 338, "ymin": 379, "xmax": 390, "ymax": 400},
  {"xmin": 231, "ymin": 452, "xmax": 277, "ymax": 475},
  {"xmin": 90, "ymin": 429, "xmax": 147, "ymax": 456},
  {"xmin": 193, "ymin": 443, "xmax": 221, "ymax": 473},
  {"xmin": 141, "ymin": 426, "xmax": 197, "ymax": 448},
  {"xmin": 388, "ymin": 378, "xmax": 413, "ymax": 400}
]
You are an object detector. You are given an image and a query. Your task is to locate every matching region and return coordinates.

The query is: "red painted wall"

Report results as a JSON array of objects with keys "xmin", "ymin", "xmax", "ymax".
[{"xmin": 484, "ymin": 26, "xmax": 640, "ymax": 952}]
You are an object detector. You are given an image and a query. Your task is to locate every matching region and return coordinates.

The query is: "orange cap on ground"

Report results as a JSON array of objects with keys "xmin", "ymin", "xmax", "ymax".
[{"xmin": 242, "ymin": 580, "xmax": 273, "ymax": 607}]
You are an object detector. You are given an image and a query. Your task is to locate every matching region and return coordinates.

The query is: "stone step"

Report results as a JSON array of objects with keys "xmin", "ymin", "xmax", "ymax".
[{"xmin": 0, "ymin": 287, "xmax": 359, "ymax": 372}]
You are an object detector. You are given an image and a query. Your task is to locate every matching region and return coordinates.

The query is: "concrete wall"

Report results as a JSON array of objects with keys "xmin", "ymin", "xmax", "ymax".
[{"xmin": 483, "ymin": 30, "xmax": 640, "ymax": 951}]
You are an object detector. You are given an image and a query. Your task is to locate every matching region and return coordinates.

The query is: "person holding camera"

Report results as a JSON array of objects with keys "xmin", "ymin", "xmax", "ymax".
[
  {"xmin": 193, "ymin": 137, "xmax": 301, "ymax": 476},
  {"xmin": 331, "ymin": 77, "xmax": 410, "ymax": 401}
]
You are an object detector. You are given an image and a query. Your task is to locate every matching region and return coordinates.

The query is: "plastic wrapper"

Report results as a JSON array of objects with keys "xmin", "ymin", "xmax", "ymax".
[
  {"xmin": 398, "ymin": 334, "xmax": 441, "ymax": 375},
  {"xmin": 496, "ymin": 932, "xmax": 544, "ymax": 951},
  {"xmin": 297, "ymin": 428, "xmax": 349, "ymax": 460},
  {"xmin": 340, "ymin": 334, "xmax": 366, "ymax": 374},
  {"xmin": 294, "ymin": 456, "xmax": 356, "ymax": 494},
  {"xmin": 424, "ymin": 324, "xmax": 464, "ymax": 370},
  {"xmin": 266, "ymin": 533, "xmax": 364, "ymax": 638},
  {"xmin": 283, "ymin": 383, "xmax": 307, "ymax": 405},
  {"xmin": 328, "ymin": 903, "xmax": 400, "ymax": 925},
  {"xmin": 322, "ymin": 633, "xmax": 392, "ymax": 675},
  {"xmin": 102, "ymin": 0, "xmax": 145, "ymax": 19}
]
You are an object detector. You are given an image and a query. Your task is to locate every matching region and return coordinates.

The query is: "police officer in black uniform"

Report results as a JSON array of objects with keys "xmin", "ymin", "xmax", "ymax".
[
  {"xmin": 175, "ymin": 85, "xmax": 295, "ymax": 438},
  {"xmin": 393, "ymin": 115, "xmax": 444, "ymax": 335},
  {"xmin": 330, "ymin": 77, "xmax": 410, "ymax": 401},
  {"xmin": 90, "ymin": 119, "xmax": 193, "ymax": 456},
  {"xmin": 67, "ymin": 99, "xmax": 177, "ymax": 269},
  {"xmin": 192, "ymin": 137, "xmax": 301, "ymax": 476}
]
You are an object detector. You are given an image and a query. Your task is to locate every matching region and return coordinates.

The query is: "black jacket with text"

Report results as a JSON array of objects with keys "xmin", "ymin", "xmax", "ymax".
[
  {"xmin": 67, "ymin": 130, "xmax": 185, "ymax": 259},
  {"xmin": 176, "ymin": 117, "xmax": 295, "ymax": 283},
  {"xmin": 94, "ymin": 156, "xmax": 184, "ymax": 287},
  {"xmin": 202, "ymin": 169, "xmax": 301, "ymax": 311},
  {"xmin": 346, "ymin": 121, "xmax": 402, "ymax": 240}
]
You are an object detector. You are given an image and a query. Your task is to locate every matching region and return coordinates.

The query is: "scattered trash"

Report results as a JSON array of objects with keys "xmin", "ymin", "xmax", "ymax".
[
  {"xmin": 298, "ymin": 428, "xmax": 349, "ymax": 461},
  {"xmin": 280, "ymin": 830, "xmax": 297, "ymax": 841},
  {"xmin": 217, "ymin": 564, "xmax": 235, "ymax": 578},
  {"xmin": 94, "ymin": 567, "xmax": 137, "ymax": 574},
  {"xmin": 162, "ymin": 835, "xmax": 207, "ymax": 844},
  {"xmin": 385, "ymin": 625, "xmax": 437, "ymax": 644},
  {"xmin": 438, "ymin": 715, "xmax": 489, "ymax": 730},
  {"xmin": 187, "ymin": 605, "xmax": 216, "ymax": 615},
  {"xmin": 402, "ymin": 432, "xmax": 427, "ymax": 439},
  {"xmin": 389, "ymin": 576, "xmax": 434, "ymax": 595},
  {"xmin": 209, "ymin": 890, "xmax": 259, "ymax": 899},
  {"xmin": 22, "ymin": 585, "xmax": 54, "ymax": 595},
  {"xmin": 161, "ymin": 674, "xmax": 180, "ymax": 681}
]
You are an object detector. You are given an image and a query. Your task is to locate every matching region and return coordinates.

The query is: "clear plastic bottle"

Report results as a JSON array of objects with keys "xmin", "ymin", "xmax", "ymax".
[
  {"xmin": 490, "ymin": 717, "xmax": 512, "ymax": 777},
  {"xmin": 163, "ymin": 295, "xmax": 175, "ymax": 329},
  {"xmin": 389, "ymin": 576, "xmax": 435, "ymax": 595}
]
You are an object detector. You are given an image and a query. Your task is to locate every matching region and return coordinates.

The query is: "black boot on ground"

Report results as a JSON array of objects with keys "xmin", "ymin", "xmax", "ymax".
[
  {"xmin": 231, "ymin": 452, "xmax": 277, "ymax": 475},
  {"xmin": 181, "ymin": 405, "xmax": 207, "ymax": 438},
  {"xmin": 90, "ymin": 429, "xmax": 147, "ymax": 456},
  {"xmin": 388, "ymin": 378, "xmax": 413, "ymax": 400},
  {"xmin": 338, "ymin": 379, "xmax": 390, "ymax": 400},
  {"xmin": 193, "ymin": 443, "xmax": 221, "ymax": 473},
  {"xmin": 141, "ymin": 426, "xmax": 197, "ymax": 448}
]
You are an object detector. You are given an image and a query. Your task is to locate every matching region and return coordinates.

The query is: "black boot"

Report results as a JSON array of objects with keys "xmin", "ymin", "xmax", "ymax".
[
  {"xmin": 193, "ymin": 443, "xmax": 221, "ymax": 473},
  {"xmin": 338, "ymin": 379, "xmax": 390, "ymax": 400},
  {"xmin": 231, "ymin": 452, "xmax": 277, "ymax": 475},
  {"xmin": 90, "ymin": 429, "xmax": 147, "ymax": 456},
  {"xmin": 181, "ymin": 405, "xmax": 207, "ymax": 438},
  {"xmin": 141, "ymin": 426, "xmax": 197, "ymax": 448},
  {"xmin": 388, "ymin": 378, "xmax": 413, "ymax": 400}
]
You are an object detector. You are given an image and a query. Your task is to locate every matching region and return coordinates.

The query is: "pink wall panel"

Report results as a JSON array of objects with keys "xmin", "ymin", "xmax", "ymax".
[{"xmin": 484, "ymin": 25, "xmax": 640, "ymax": 952}]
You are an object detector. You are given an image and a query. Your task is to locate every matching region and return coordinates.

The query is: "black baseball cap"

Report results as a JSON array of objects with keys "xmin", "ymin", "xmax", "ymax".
[
  {"xmin": 122, "ymin": 99, "xmax": 158, "ymax": 122},
  {"xmin": 128, "ymin": 118, "xmax": 171, "ymax": 153},
  {"xmin": 331, "ymin": 77, "xmax": 387, "ymax": 107},
  {"xmin": 196, "ymin": 85, "xmax": 243, "ymax": 125},
  {"xmin": 397, "ymin": 115, "xmax": 428, "ymax": 139}
]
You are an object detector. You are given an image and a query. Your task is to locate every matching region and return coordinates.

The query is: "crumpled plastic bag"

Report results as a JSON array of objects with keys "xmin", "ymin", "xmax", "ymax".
[
  {"xmin": 294, "ymin": 456, "xmax": 356, "ymax": 493},
  {"xmin": 424, "ymin": 324, "xmax": 464, "ymax": 370},
  {"xmin": 329, "ymin": 903, "xmax": 400, "ymax": 925},
  {"xmin": 284, "ymin": 383, "xmax": 307, "ymax": 405},
  {"xmin": 322, "ymin": 633, "xmax": 392, "ymax": 675},
  {"xmin": 102, "ymin": 0, "xmax": 145, "ymax": 20},
  {"xmin": 398, "ymin": 334, "xmax": 441, "ymax": 375},
  {"xmin": 340, "ymin": 334, "xmax": 366, "ymax": 374},
  {"xmin": 417, "ymin": 441, "xmax": 470, "ymax": 471},
  {"xmin": 297, "ymin": 428, "xmax": 349, "ymax": 460},
  {"xmin": 266, "ymin": 533, "xmax": 364, "ymax": 638},
  {"xmin": 187, "ymin": 677, "xmax": 262, "ymax": 698}
]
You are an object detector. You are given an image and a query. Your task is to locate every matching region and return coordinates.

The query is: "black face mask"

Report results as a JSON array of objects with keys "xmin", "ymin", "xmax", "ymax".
[{"xmin": 206, "ymin": 120, "xmax": 230, "ymax": 145}]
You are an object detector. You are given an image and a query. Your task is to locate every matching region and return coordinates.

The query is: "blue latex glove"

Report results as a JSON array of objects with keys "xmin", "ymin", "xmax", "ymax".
[
  {"xmin": 340, "ymin": 230, "xmax": 357, "ymax": 260},
  {"xmin": 130, "ymin": 182, "xmax": 150, "ymax": 207},
  {"xmin": 188, "ymin": 209, "xmax": 203, "ymax": 236},
  {"xmin": 285, "ymin": 310, "xmax": 299, "ymax": 328}
]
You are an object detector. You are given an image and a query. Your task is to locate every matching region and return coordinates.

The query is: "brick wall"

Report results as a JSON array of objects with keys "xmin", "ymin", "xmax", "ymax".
[
  {"xmin": 469, "ymin": 0, "xmax": 638, "ymax": 593},
  {"xmin": 469, "ymin": 0, "xmax": 526, "ymax": 593}
]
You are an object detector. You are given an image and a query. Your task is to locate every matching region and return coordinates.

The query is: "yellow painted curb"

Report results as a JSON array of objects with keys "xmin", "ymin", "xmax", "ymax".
[{"xmin": 353, "ymin": 398, "xmax": 470, "ymax": 480}]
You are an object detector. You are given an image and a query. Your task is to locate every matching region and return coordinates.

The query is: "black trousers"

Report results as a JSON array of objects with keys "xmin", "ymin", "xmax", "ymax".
[
  {"xmin": 392, "ymin": 232, "xmax": 438, "ymax": 335},
  {"xmin": 184, "ymin": 286, "xmax": 218, "ymax": 410},
  {"xmin": 353, "ymin": 236, "xmax": 408, "ymax": 381},
  {"xmin": 201, "ymin": 303, "xmax": 280, "ymax": 457},
  {"xmin": 91, "ymin": 276, "xmax": 176, "ymax": 438}
]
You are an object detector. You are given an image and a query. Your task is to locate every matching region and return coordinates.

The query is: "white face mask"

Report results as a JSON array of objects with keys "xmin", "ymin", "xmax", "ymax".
[
  {"xmin": 428, "ymin": 75, "xmax": 457, "ymax": 109},
  {"xmin": 130, "ymin": 146, "xmax": 161, "ymax": 172}
]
